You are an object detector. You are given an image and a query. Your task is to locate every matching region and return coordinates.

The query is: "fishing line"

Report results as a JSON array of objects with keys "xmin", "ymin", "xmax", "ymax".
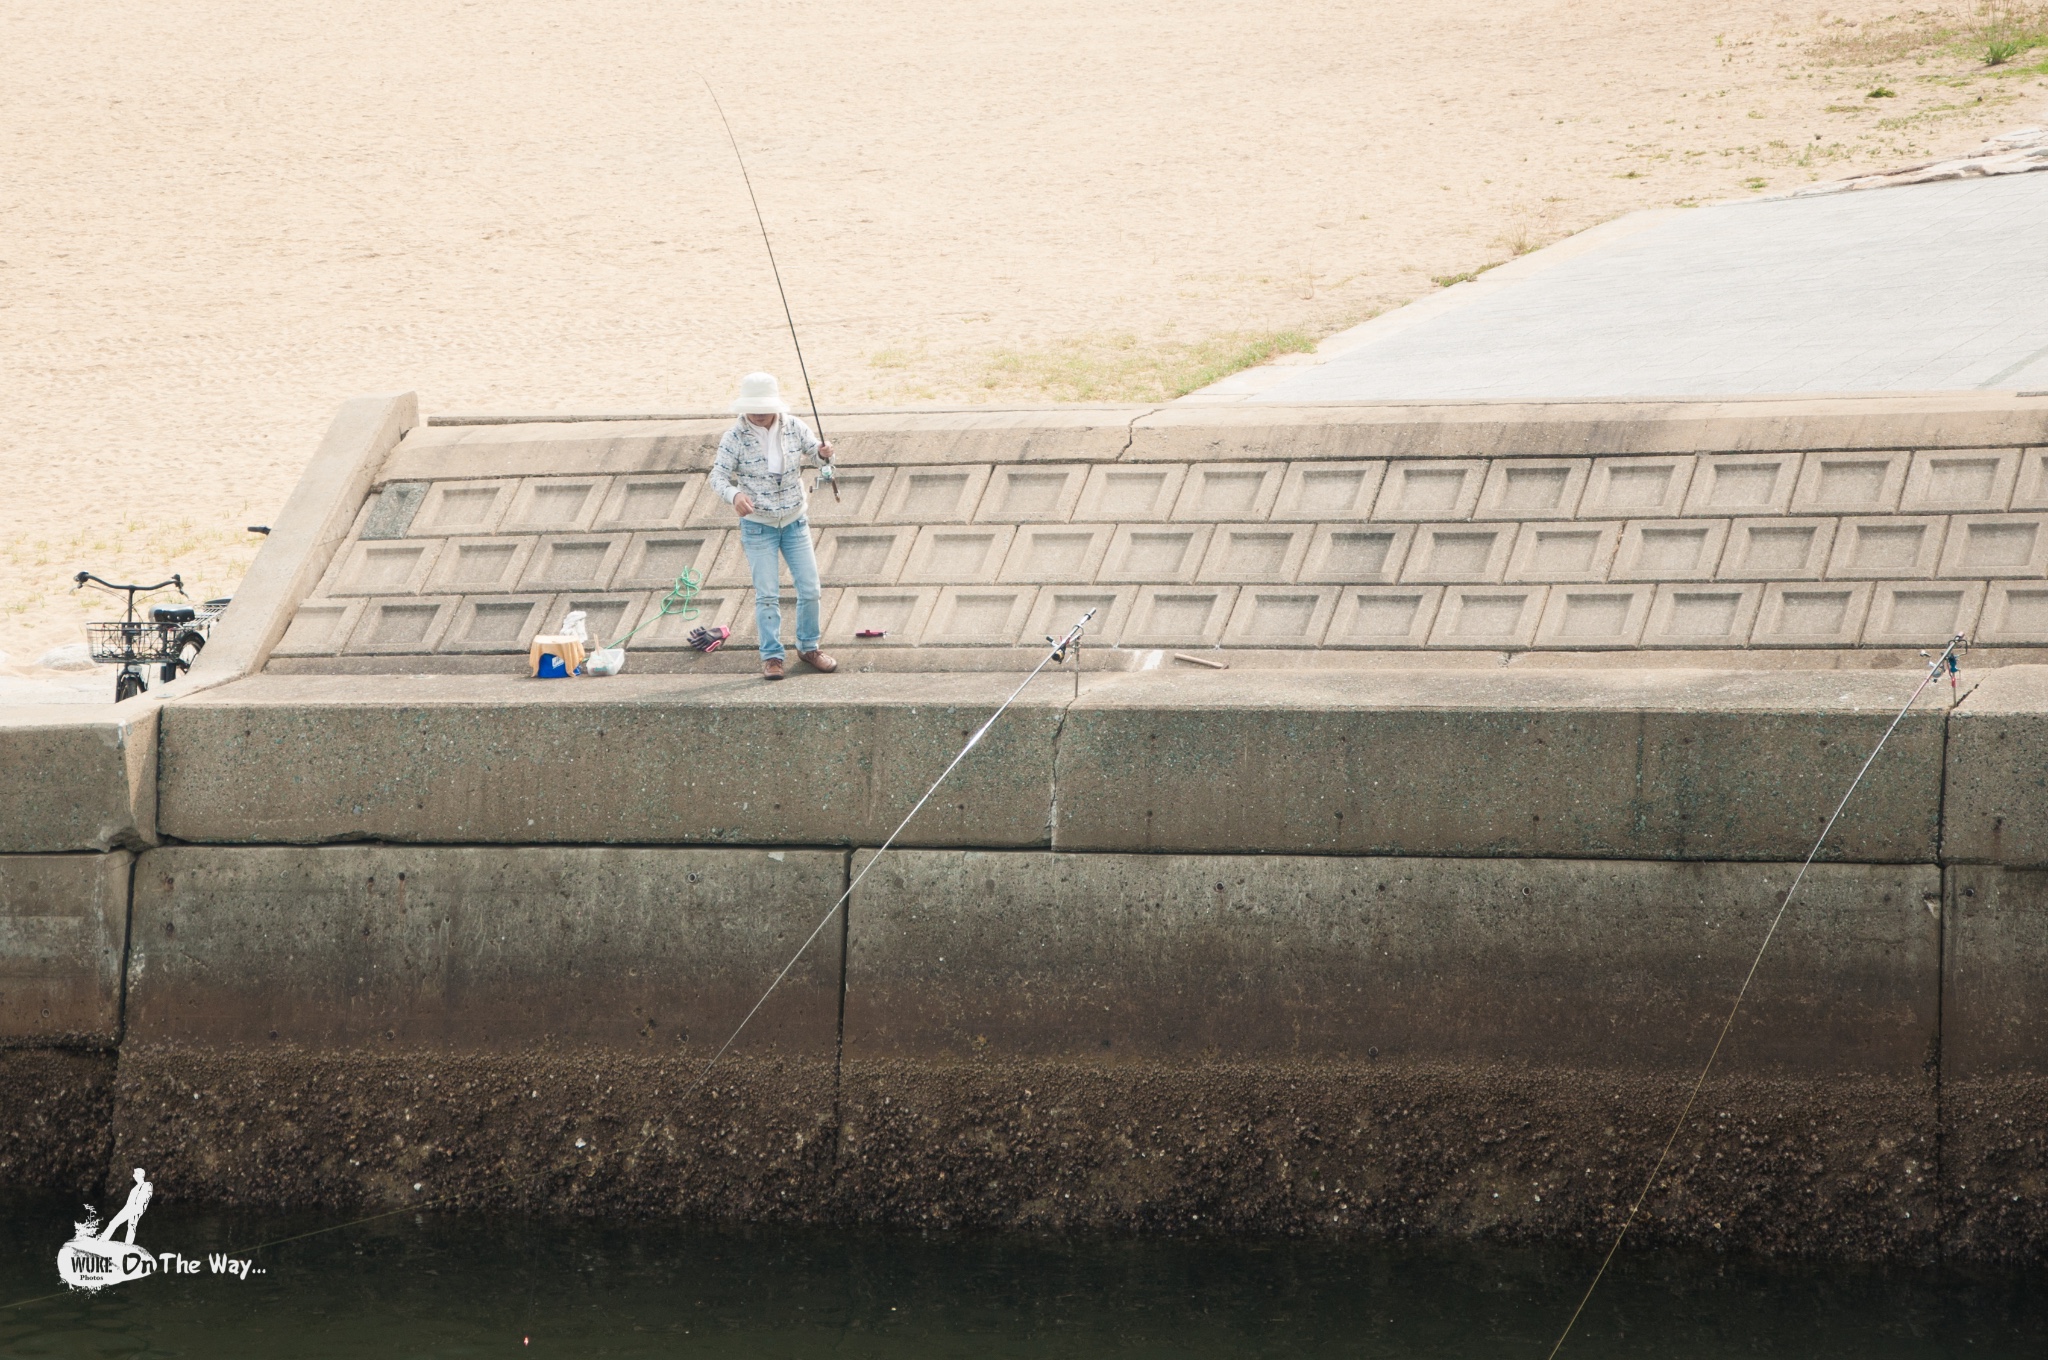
[
  {"xmin": 15, "ymin": 111, "xmax": 1028, "ymax": 1302},
  {"xmin": 601, "ymin": 567, "xmax": 702, "ymax": 652},
  {"xmin": 703, "ymin": 78, "xmax": 836, "ymax": 499},
  {"xmin": 673, "ymin": 609, "xmax": 1097, "ymax": 1107},
  {"xmin": 1544, "ymin": 634, "xmax": 1966, "ymax": 1359},
  {"xmin": 11, "ymin": 620, "xmax": 1090, "ymax": 1313}
]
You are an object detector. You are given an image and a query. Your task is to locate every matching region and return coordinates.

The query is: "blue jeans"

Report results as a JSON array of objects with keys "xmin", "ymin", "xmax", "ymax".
[{"xmin": 740, "ymin": 516, "xmax": 821, "ymax": 661}]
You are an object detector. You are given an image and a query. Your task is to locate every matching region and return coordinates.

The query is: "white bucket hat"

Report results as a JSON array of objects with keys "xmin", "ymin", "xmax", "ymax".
[{"xmin": 731, "ymin": 371, "xmax": 790, "ymax": 415}]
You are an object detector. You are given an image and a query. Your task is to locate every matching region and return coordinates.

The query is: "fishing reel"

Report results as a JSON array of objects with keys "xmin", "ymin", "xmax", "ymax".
[
  {"xmin": 1919, "ymin": 633, "xmax": 1967, "ymax": 677},
  {"xmin": 1046, "ymin": 607, "xmax": 1098, "ymax": 664}
]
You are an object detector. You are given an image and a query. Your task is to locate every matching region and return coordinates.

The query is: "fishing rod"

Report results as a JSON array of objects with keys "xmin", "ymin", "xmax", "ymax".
[
  {"xmin": 0, "ymin": 608, "xmax": 1103, "ymax": 1310},
  {"xmin": 674, "ymin": 608, "xmax": 1097, "ymax": 1108},
  {"xmin": 703, "ymin": 79, "xmax": 838, "ymax": 500},
  {"xmin": 1544, "ymin": 635, "xmax": 1967, "ymax": 1358}
]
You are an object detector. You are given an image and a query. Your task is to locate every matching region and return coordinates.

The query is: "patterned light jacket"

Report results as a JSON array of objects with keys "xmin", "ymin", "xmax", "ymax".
[{"xmin": 710, "ymin": 416, "xmax": 824, "ymax": 528}]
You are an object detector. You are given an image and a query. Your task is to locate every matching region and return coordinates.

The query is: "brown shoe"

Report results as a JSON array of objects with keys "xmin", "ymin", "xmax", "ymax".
[
  {"xmin": 763, "ymin": 657, "xmax": 786, "ymax": 680},
  {"xmin": 798, "ymin": 649, "xmax": 838, "ymax": 674}
]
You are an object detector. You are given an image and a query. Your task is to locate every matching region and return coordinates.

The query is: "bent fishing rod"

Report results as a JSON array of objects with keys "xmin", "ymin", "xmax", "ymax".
[
  {"xmin": 703, "ymin": 78, "xmax": 838, "ymax": 500},
  {"xmin": 675, "ymin": 609, "xmax": 1097, "ymax": 1106},
  {"xmin": 1545, "ymin": 635, "xmax": 1967, "ymax": 1358},
  {"xmin": 0, "ymin": 614, "xmax": 1096, "ymax": 1308},
  {"xmin": 0, "ymin": 609, "xmax": 1101, "ymax": 1296}
]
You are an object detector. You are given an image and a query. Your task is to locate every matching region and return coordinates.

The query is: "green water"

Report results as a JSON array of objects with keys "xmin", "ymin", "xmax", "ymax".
[{"xmin": 2, "ymin": 1194, "xmax": 2041, "ymax": 1358}]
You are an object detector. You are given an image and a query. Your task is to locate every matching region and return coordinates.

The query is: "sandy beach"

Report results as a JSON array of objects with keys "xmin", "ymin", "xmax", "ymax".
[{"xmin": 3, "ymin": 0, "xmax": 2042, "ymax": 672}]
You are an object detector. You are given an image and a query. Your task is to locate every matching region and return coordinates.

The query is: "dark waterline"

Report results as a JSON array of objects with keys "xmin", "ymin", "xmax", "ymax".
[{"xmin": 3, "ymin": 1193, "xmax": 2042, "ymax": 1358}]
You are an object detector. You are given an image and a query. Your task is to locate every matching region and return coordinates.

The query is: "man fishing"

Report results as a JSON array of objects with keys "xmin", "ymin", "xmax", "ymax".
[{"xmin": 711, "ymin": 371, "xmax": 838, "ymax": 680}]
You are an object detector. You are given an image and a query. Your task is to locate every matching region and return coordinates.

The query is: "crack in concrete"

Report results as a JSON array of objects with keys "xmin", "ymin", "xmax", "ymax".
[
  {"xmin": 1044, "ymin": 674, "xmax": 1077, "ymax": 849},
  {"xmin": 1115, "ymin": 406, "xmax": 1164, "ymax": 462}
]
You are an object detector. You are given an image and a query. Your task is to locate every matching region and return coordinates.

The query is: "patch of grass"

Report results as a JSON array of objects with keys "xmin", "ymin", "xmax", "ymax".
[
  {"xmin": 10, "ymin": 520, "xmax": 264, "ymax": 612},
  {"xmin": 1810, "ymin": 3, "xmax": 2048, "ymax": 68},
  {"xmin": 1868, "ymin": 85, "xmax": 1897, "ymax": 97},
  {"xmin": 979, "ymin": 328, "xmax": 1318, "ymax": 402},
  {"xmin": 1876, "ymin": 89, "xmax": 2018, "ymax": 129},
  {"xmin": 1433, "ymin": 257, "xmax": 1513, "ymax": 288},
  {"xmin": 867, "ymin": 345, "xmax": 920, "ymax": 370},
  {"xmin": 3, "ymin": 514, "xmax": 270, "ymax": 664},
  {"xmin": 1743, "ymin": 176, "xmax": 1768, "ymax": 190},
  {"xmin": 1175, "ymin": 330, "xmax": 1319, "ymax": 395}
]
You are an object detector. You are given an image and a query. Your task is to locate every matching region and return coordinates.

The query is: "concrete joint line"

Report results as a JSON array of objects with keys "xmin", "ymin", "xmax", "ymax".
[
  {"xmin": 113, "ymin": 851, "xmax": 137, "ymax": 1051},
  {"xmin": 832, "ymin": 847, "xmax": 853, "ymax": 1161},
  {"xmin": 1934, "ymin": 863, "xmax": 1952, "ymax": 1241},
  {"xmin": 1930, "ymin": 693, "xmax": 1956, "ymax": 1235},
  {"xmin": 1979, "ymin": 338, "xmax": 2048, "ymax": 390}
]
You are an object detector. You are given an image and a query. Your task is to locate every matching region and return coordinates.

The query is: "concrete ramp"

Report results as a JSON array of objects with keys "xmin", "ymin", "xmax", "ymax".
[{"xmin": 1226, "ymin": 172, "xmax": 2048, "ymax": 402}]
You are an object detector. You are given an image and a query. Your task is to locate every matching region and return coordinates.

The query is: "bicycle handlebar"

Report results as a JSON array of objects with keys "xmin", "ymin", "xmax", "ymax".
[{"xmin": 73, "ymin": 572, "xmax": 186, "ymax": 596}]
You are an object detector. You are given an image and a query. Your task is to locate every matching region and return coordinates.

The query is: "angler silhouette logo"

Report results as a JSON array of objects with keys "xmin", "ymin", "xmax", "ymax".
[{"xmin": 57, "ymin": 1168, "xmax": 155, "ymax": 1291}]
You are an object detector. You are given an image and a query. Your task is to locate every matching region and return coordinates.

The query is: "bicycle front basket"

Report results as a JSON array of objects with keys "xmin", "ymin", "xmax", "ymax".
[{"xmin": 86, "ymin": 620, "xmax": 174, "ymax": 666}]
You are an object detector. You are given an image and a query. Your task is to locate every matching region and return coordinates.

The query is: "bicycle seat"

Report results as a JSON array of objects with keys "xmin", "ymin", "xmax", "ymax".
[{"xmin": 151, "ymin": 606, "xmax": 197, "ymax": 624}]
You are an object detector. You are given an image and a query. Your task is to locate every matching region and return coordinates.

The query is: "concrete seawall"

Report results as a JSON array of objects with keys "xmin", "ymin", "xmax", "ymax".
[
  {"xmin": 3, "ymin": 665, "xmax": 2044, "ymax": 1259},
  {"xmin": 4, "ymin": 397, "xmax": 2046, "ymax": 1263}
]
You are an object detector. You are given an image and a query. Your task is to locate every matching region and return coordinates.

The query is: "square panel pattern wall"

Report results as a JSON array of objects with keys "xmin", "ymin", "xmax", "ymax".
[{"xmin": 274, "ymin": 444, "xmax": 2048, "ymax": 660}]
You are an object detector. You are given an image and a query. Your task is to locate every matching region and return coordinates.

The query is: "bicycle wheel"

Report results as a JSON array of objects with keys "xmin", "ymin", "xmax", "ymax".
[
  {"xmin": 161, "ymin": 629, "xmax": 205, "ymax": 683},
  {"xmin": 115, "ymin": 670, "xmax": 146, "ymax": 703}
]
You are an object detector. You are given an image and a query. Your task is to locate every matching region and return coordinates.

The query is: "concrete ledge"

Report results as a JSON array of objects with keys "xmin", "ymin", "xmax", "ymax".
[
  {"xmin": 1945, "ymin": 666, "xmax": 2048, "ymax": 867},
  {"xmin": 261, "ymin": 647, "xmax": 2048, "ymax": 679},
  {"xmin": 821, "ymin": 409, "xmax": 1150, "ymax": 467},
  {"xmin": 384, "ymin": 397, "xmax": 2048, "ymax": 481},
  {"xmin": 179, "ymin": 393, "xmax": 418, "ymax": 694},
  {"xmin": 383, "ymin": 408, "xmax": 1154, "ymax": 482},
  {"xmin": 0, "ymin": 708, "xmax": 157, "ymax": 852},
  {"xmin": 158, "ymin": 668, "xmax": 1951, "ymax": 861},
  {"xmin": 1129, "ymin": 394, "xmax": 2048, "ymax": 462},
  {"xmin": 0, "ymin": 852, "xmax": 131, "ymax": 1045},
  {"xmin": 1053, "ymin": 669, "xmax": 1946, "ymax": 861},
  {"xmin": 158, "ymin": 673, "xmax": 1064, "ymax": 847},
  {"xmin": 381, "ymin": 418, "xmax": 727, "ymax": 483},
  {"xmin": 844, "ymin": 851, "xmax": 1938, "ymax": 1073},
  {"xmin": 126, "ymin": 845, "xmax": 845, "ymax": 1050},
  {"xmin": 263, "ymin": 644, "xmax": 1138, "ymax": 677}
]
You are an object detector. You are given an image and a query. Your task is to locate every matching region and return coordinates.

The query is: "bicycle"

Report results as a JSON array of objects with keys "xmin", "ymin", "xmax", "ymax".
[{"xmin": 73, "ymin": 572, "xmax": 231, "ymax": 702}]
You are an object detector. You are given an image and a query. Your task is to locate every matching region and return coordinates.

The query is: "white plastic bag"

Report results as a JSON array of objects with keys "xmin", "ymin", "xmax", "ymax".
[
  {"xmin": 559, "ymin": 610, "xmax": 590, "ymax": 643},
  {"xmin": 585, "ymin": 647, "xmax": 626, "ymax": 676}
]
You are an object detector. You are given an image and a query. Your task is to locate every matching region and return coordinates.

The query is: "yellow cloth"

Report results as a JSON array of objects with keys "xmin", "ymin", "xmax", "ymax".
[{"xmin": 528, "ymin": 634, "xmax": 588, "ymax": 677}]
